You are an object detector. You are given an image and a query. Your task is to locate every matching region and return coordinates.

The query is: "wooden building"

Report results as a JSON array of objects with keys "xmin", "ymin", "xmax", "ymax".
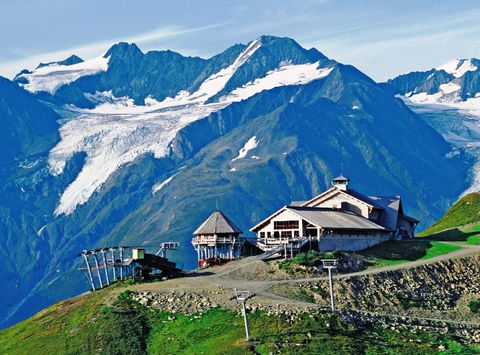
[
  {"xmin": 192, "ymin": 210, "xmax": 245, "ymax": 268},
  {"xmin": 251, "ymin": 175, "xmax": 419, "ymax": 252}
]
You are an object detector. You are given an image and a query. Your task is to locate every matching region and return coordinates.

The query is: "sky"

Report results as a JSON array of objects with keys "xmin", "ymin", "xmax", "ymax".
[{"xmin": 1, "ymin": 0, "xmax": 479, "ymax": 81}]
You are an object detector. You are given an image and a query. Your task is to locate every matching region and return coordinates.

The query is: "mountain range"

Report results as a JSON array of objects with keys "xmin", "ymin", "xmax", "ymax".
[
  {"xmin": 386, "ymin": 57, "xmax": 480, "ymax": 194},
  {"xmin": 0, "ymin": 35, "xmax": 472, "ymax": 329}
]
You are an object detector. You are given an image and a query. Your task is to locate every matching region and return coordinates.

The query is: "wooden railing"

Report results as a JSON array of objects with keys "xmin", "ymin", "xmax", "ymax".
[{"xmin": 192, "ymin": 236, "xmax": 236, "ymax": 244}]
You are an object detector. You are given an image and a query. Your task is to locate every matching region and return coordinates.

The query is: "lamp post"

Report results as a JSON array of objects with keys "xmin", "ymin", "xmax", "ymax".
[
  {"xmin": 321, "ymin": 259, "xmax": 338, "ymax": 311},
  {"xmin": 234, "ymin": 288, "xmax": 251, "ymax": 341}
]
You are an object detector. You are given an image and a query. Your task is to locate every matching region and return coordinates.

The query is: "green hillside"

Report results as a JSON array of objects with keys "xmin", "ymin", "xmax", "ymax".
[
  {"xmin": 419, "ymin": 192, "xmax": 480, "ymax": 244},
  {"xmin": 0, "ymin": 283, "xmax": 477, "ymax": 354}
]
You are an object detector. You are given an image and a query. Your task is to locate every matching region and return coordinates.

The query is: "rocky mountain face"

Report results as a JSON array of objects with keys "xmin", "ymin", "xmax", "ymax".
[
  {"xmin": 0, "ymin": 36, "xmax": 470, "ymax": 328},
  {"xmin": 385, "ymin": 58, "xmax": 480, "ymax": 194}
]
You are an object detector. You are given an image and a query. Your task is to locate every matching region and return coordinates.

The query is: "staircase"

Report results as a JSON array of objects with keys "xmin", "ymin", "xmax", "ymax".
[{"xmin": 257, "ymin": 237, "xmax": 310, "ymax": 261}]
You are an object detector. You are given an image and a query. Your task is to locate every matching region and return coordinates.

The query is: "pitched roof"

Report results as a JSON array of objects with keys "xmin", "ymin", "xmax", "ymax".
[
  {"xmin": 367, "ymin": 195, "xmax": 401, "ymax": 230},
  {"xmin": 303, "ymin": 187, "xmax": 384, "ymax": 209},
  {"xmin": 193, "ymin": 210, "xmax": 243, "ymax": 235},
  {"xmin": 332, "ymin": 175, "xmax": 350, "ymax": 182},
  {"xmin": 287, "ymin": 206, "xmax": 385, "ymax": 230}
]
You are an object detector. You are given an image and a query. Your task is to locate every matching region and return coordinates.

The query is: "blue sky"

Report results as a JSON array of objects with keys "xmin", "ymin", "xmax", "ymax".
[{"xmin": 1, "ymin": 0, "xmax": 479, "ymax": 81}]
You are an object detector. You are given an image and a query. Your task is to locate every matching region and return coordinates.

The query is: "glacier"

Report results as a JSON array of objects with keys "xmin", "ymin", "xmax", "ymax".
[{"xmin": 49, "ymin": 39, "xmax": 334, "ymax": 215}]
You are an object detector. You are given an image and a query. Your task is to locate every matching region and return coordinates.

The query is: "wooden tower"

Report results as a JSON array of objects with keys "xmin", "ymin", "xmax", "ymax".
[{"xmin": 192, "ymin": 210, "xmax": 244, "ymax": 268}]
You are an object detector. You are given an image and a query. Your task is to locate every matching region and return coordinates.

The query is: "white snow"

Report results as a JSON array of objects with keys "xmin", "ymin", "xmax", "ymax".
[
  {"xmin": 405, "ymin": 92, "xmax": 444, "ymax": 105},
  {"xmin": 251, "ymin": 155, "xmax": 260, "ymax": 159},
  {"xmin": 49, "ymin": 38, "xmax": 334, "ymax": 215},
  {"xmin": 221, "ymin": 63, "xmax": 333, "ymax": 104},
  {"xmin": 37, "ymin": 225, "xmax": 47, "ymax": 236},
  {"xmin": 18, "ymin": 56, "xmax": 110, "ymax": 94},
  {"xmin": 229, "ymin": 167, "xmax": 237, "ymax": 172},
  {"xmin": 436, "ymin": 59, "xmax": 477, "ymax": 78},
  {"xmin": 404, "ymin": 94, "xmax": 480, "ymax": 117},
  {"xmin": 352, "ymin": 105, "xmax": 360, "ymax": 110},
  {"xmin": 439, "ymin": 82, "xmax": 461, "ymax": 94},
  {"xmin": 152, "ymin": 175, "xmax": 175, "ymax": 194},
  {"xmin": 231, "ymin": 136, "xmax": 259, "ymax": 162}
]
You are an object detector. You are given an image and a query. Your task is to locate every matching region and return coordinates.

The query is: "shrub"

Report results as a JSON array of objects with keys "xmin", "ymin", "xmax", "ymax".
[{"xmin": 468, "ymin": 299, "xmax": 480, "ymax": 313}]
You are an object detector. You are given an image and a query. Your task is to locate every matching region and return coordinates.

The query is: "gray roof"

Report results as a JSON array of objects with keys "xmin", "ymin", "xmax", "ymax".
[
  {"xmin": 346, "ymin": 189, "xmax": 385, "ymax": 209},
  {"xmin": 367, "ymin": 195, "xmax": 401, "ymax": 230},
  {"xmin": 193, "ymin": 210, "xmax": 243, "ymax": 235},
  {"xmin": 332, "ymin": 175, "xmax": 350, "ymax": 182},
  {"xmin": 290, "ymin": 200, "xmax": 308, "ymax": 207},
  {"xmin": 287, "ymin": 206, "xmax": 385, "ymax": 230}
]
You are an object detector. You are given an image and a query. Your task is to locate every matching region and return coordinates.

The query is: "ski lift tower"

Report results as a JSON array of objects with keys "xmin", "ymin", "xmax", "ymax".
[
  {"xmin": 322, "ymin": 259, "xmax": 338, "ymax": 311},
  {"xmin": 156, "ymin": 242, "xmax": 179, "ymax": 258}
]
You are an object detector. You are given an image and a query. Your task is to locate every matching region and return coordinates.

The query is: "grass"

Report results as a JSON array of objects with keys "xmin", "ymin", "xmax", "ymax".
[
  {"xmin": 419, "ymin": 192, "xmax": 480, "ymax": 236},
  {"xmin": 0, "ymin": 289, "xmax": 108, "ymax": 354},
  {"xmin": 357, "ymin": 241, "xmax": 462, "ymax": 268},
  {"xmin": 1, "ymin": 285, "xmax": 479, "ymax": 354}
]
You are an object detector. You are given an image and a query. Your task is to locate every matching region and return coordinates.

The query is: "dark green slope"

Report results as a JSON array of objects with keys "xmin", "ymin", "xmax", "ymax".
[{"xmin": 420, "ymin": 192, "xmax": 480, "ymax": 238}]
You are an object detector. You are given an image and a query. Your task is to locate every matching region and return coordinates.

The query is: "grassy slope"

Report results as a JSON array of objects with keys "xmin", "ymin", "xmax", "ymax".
[
  {"xmin": 358, "ymin": 241, "xmax": 462, "ymax": 267},
  {"xmin": 0, "ymin": 289, "xmax": 109, "ymax": 354},
  {"xmin": 1, "ymin": 284, "xmax": 478, "ymax": 355},
  {"xmin": 419, "ymin": 192, "xmax": 480, "ymax": 243}
]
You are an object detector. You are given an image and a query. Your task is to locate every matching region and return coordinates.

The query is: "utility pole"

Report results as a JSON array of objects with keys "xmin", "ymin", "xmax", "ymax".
[
  {"xmin": 234, "ymin": 288, "xmax": 251, "ymax": 341},
  {"xmin": 322, "ymin": 259, "xmax": 338, "ymax": 311}
]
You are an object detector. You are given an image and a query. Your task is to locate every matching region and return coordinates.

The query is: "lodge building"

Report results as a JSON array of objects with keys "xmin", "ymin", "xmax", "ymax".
[{"xmin": 250, "ymin": 176, "xmax": 418, "ymax": 252}]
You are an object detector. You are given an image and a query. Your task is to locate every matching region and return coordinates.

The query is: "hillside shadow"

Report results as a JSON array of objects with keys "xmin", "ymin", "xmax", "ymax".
[
  {"xmin": 425, "ymin": 228, "xmax": 478, "ymax": 242},
  {"xmin": 358, "ymin": 241, "xmax": 431, "ymax": 261}
]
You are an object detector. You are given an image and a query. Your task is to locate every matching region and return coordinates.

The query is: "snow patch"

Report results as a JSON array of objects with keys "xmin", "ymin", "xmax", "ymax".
[
  {"xmin": 439, "ymin": 82, "xmax": 461, "ymax": 94},
  {"xmin": 231, "ymin": 136, "xmax": 258, "ymax": 161},
  {"xmin": 229, "ymin": 167, "xmax": 237, "ymax": 172},
  {"xmin": 352, "ymin": 105, "xmax": 360, "ymax": 110},
  {"xmin": 221, "ymin": 63, "xmax": 332, "ymax": 104},
  {"xmin": 251, "ymin": 155, "xmax": 260, "ymax": 159},
  {"xmin": 18, "ymin": 56, "xmax": 110, "ymax": 94},
  {"xmin": 436, "ymin": 59, "xmax": 477, "ymax": 78},
  {"xmin": 37, "ymin": 225, "xmax": 47, "ymax": 236},
  {"xmin": 152, "ymin": 175, "xmax": 175, "ymax": 194}
]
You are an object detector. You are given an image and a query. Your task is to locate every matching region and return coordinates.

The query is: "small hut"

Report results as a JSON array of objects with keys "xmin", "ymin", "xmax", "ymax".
[{"xmin": 192, "ymin": 210, "xmax": 244, "ymax": 268}]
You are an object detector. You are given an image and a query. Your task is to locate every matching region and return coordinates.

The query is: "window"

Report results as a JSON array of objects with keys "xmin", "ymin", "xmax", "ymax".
[
  {"xmin": 260, "ymin": 232, "xmax": 265, "ymax": 238},
  {"xmin": 294, "ymin": 230, "xmax": 299, "ymax": 237},
  {"xmin": 273, "ymin": 231, "xmax": 280, "ymax": 238},
  {"xmin": 274, "ymin": 220, "xmax": 299, "ymax": 230},
  {"xmin": 267, "ymin": 232, "xmax": 271, "ymax": 238},
  {"xmin": 281, "ymin": 231, "xmax": 292, "ymax": 238}
]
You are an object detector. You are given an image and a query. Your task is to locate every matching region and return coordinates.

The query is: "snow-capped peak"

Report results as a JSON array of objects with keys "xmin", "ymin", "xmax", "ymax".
[
  {"xmin": 49, "ymin": 39, "xmax": 333, "ymax": 216},
  {"xmin": 17, "ymin": 56, "xmax": 110, "ymax": 94},
  {"xmin": 436, "ymin": 59, "xmax": 477, "ymax": 78}
]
